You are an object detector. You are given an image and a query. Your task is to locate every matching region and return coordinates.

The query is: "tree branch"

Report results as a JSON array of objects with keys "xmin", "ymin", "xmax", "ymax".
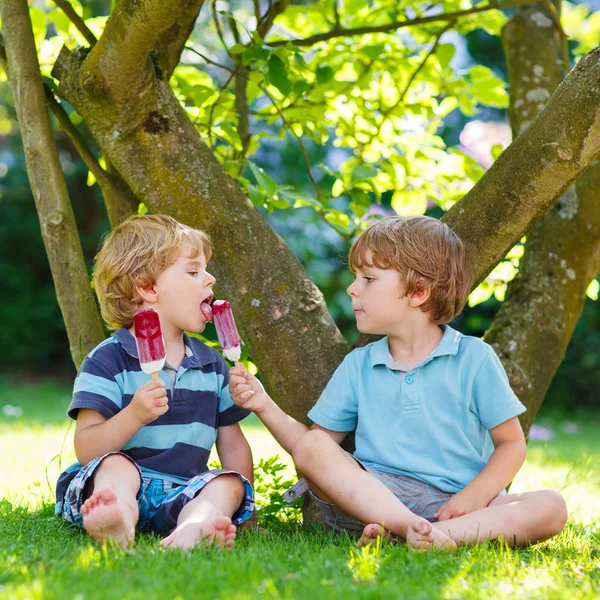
[
  {"xmin": 235, "ymin": 63, "xmax": 251, "ymax": 167},
  {"xmin": 267, "ymin": 0, "xmax": 536, "ymax": 47},
  {"xmin": 212, "ymin": 0, "xmax": 230, "ymax": 56},
  {"xmin": 0, "ymin": 0, "xmax": 105, "ymax": 367},
  {"xmin": 257, "ymin": 0, "xmax": 290, "ymax": 38},
  {"xmin": 539, "ymin": 0, "xmax": 571, "ymax": 73},
  {"xmin": 81, "ymin": 0, "xmax": 189, "ymax": 101},
  {"xmin": 443, "ymin": 46, "xmax": 600, "ymax": 288},
  {"xmin": 154, "ymin": 0, "xmax": 206, "ymax": 80},
  {"xmin": 44, "ymin": 88, "xmax": 138, "ymax": 226},
  {"xmin": 51, "ymin": 0, "xmax": 97, "ymax": 46}
]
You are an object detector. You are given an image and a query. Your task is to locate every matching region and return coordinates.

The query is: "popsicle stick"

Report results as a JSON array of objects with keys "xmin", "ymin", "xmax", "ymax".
[{"xmin": 151, "ymin": 372, "xmax": 159, "ymax": 380}]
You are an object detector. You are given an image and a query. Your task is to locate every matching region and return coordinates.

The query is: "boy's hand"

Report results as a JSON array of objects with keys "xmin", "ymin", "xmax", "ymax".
[
  {"xmin": 230, "ymin": 364, "xmax": 267, "ymax": 414},
  {"xmin": 128, "ymin": 378, "xmax": 169, "ymax": 425},
  {"xmin": 434, "ymin": 488, "xmax": 490, "ymax": 521}
]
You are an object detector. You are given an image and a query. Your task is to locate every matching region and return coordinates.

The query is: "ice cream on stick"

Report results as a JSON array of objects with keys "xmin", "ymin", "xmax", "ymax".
[
  {"xmin": 133, "ymin": 308, "xmax": 166, "ymax": 379},
  {"xmin": 212, "ymin": 300, "xmax": 241, "ymax": 363}
]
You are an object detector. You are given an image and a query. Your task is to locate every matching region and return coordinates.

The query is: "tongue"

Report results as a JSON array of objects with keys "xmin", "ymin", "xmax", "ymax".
[{"xmin": 200, "ymin": 301, "xmax": 213, "ymax": 322}]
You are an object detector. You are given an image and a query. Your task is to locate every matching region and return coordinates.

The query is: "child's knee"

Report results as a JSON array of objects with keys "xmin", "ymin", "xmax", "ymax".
[
  {"xmin": 97, "ymin": 453, "xmax": 138, "ymax": 473},
  {"xmin": 292, "ymin": 429, "xmax": 332, "ymax": 471},
  {"xmin": 217, "ymin": 474, "xmax": 246, "ymax": 501},
  {"xmin": 541, "ymin": 490, "xmax": 568, "ymax": 534}
]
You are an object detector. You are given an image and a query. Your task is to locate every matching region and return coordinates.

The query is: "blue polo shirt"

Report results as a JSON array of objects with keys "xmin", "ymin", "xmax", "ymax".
[
  {"xmin": 307, "ymin": 326, "xmax": 526, "ymax": 493},
  {"xmin": 66, "ymin": 328, "xmax": 250, "ymax": 484}
]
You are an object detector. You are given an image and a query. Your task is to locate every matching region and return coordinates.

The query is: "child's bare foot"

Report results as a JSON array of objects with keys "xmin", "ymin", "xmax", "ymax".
[
  {"xmin": 406, "ymin": 518, "xmax": 457, "ymax": 552},
  {"xmin": 81, "ymin": 488, "xmax": 136, "ymax": 549},
  {"xmin": 358, "ymin": 523, "xmax": 394, "ymax": 547},
  {"xmin": 161, "ymin": 515, "xmax": 237, "ymax": 552}
]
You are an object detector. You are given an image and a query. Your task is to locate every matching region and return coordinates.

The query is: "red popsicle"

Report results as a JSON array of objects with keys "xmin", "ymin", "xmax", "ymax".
[
  {"xmin": 133, "ymin": 308, "xmax": 166, "ymax": 378},
  {"xmin": 212, "ymin": 300, "xmax": 241, "ymax": 363}
]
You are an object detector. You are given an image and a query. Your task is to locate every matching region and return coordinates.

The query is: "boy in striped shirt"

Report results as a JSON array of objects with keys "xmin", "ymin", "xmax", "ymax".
[{"xmin": 56, "ymin": 215, "xmax": 254, "ymax": 550}]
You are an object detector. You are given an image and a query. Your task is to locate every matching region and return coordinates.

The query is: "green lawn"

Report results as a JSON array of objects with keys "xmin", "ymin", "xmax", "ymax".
[{"xmin": 0, "ymin": 381, "xmax": 598, "ymax": 599}]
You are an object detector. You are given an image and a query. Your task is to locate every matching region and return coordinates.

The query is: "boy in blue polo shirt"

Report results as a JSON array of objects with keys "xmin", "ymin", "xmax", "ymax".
[
  {"xmin": 56, "ymin": 215, "xmax": 254, "ymax": 550},
  {"xmin": 230, "ymin": 216, "xmax": 567, "ymax": 551}
]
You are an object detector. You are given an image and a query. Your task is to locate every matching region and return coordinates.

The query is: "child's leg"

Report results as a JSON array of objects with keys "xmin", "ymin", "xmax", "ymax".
[
  {"xmin": 80, "ymin": 454, "xmax": 141, "ymax": 549},
  {"xmin": 433, "ymin": 490, "xmax": 568, "ymax": 546},
  {"xmin": 161, "ymin": 474, "xmax": 245, "ymax": 551},
  {"xmin": 293, "ymin": 429, "xmax": 456, "ymax": 550}
]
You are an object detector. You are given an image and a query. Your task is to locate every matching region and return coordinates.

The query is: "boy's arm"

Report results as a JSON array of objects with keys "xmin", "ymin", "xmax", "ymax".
[
  {"xmin": 74, "ymin": 378, "xmax": 169, "ymax": 465},
  {"xmin": 434, "ymin": 417, "xmax": 526, "ymax": 520},
  {"xmin": 229, "ymin": 365, "xmax": 348, "ymax": 455},
  {"xmin": 216, "ymin": 423, "xmax": 254, "ymax": 485},
  {"xmin": 216, "ymin": 423, "xmax": 255, "ymax": 525}
]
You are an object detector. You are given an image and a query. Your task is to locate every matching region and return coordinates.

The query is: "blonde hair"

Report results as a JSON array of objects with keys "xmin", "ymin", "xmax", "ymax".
[
  {"xmin": 93, "ymin": 214, "xmax": 211, "ymax": 329},
  {"xmin": 349, "ymin": 216, "xmax": 472, "ymax": 324}
]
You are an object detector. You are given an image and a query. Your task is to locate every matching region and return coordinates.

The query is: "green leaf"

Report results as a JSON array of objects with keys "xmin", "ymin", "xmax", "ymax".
[
  {"xmin": 351, "ymin": 164, "xmax": 378, "ymax": 182},
  {"xmin": 324, "ymin": 210, "xmax": 353, "ymax": 235},
  {"xmin": 468, "ymin": 282, "xmax": 494, "ymax": 307},
  {"xmin": 332, "ymin": 179, "xmax": 345, "ymax": 198},
  {"xmin": 243, "ymin": 45, "xmax": 270, "ymax": 64},
  {"xmin": 350, "ymin": 190, "xmax": 371, "ymax": 218},
  {"xmin": 436, "ymin": 44, "xmax": 455, "ymax": 70},
  {"xmin": 586, "ymin": 279, "xmax": 599, "ymax": 301},
  {"xmin": 471, "ymin": 86, "xmax": 508, "ymax": 108},
  {"xmin": 230, "ymin": 44, "xmax": 246, "ymax": 55},
  {"xmin": 391, "ymin": 190, "xmax": 427, "ymax": 216},
  {"xmin": 270, "ymin": 196, "xmax": 291, "ymax": 209},
  {"xmin": 249, "ymin": 162, "xmax": 278, "ymax": 197},
  {"xmin": 316, "ymin": 65, "xmax": 334, "ymax": 85},
  {"xmin": 247, "ymin": 184, "xmax": 265, "ymax": 207},
  {"xmin": 458, "ymin": 94, "xmax": 477, "ymax": 117},
  {"xmin": 362, "ymin": 44, "xmax": 386, "ymax": 60},
  {"xmin": 30, "ymin": 8, "xmax": 47, "ymax": 48},
  {"xmin": 268, "ymin": 54, "xmax": 292, "ymax": 97},
  {"xmin": 491, "ymin": 143, "xmax": 504, "ymax": 161}
]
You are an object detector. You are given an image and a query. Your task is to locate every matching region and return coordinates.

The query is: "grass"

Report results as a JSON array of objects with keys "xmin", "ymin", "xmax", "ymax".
[{"xmin": 0, "ymin": 380, "xmax": 598, "ymax": 599}]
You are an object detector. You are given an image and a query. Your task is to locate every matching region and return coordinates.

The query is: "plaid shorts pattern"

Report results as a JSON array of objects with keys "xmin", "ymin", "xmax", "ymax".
[{"xmin": 56, "ymin": 452, "xmax": 254, "ymax": 534}]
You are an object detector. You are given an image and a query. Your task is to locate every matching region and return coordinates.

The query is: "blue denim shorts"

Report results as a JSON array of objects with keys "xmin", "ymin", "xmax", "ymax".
[{"xmin": 56, "ymin": 452, "xmax": 254, "ymax": 534}]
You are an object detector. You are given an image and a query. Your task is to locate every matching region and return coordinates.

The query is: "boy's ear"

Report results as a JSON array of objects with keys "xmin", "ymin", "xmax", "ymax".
[
  {"xmin": 135, "ymin": 277, "xmax": 158, "ymax": 304},
  {"xmin": 408, "ymin": 283, "xmax": 431, "ymax": 307}
]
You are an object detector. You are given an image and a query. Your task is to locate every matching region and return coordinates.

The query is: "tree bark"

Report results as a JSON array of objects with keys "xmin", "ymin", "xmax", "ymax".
[
  {"xmin": 154, "ymin": 0, "xmax": 206, "ymax": 80},
  {"xmin": 485, "ymin": 5, "xmax": 600, "ymax": 435},
  {"xmin": 45, "ymin": 89, "xmax": 139, "ymax": 227},
  {"xmin": 0, "ymin": 0, "xmax": 105, "ymax": 369}
]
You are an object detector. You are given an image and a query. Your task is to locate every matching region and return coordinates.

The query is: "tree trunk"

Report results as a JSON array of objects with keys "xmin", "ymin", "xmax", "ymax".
[
  {"xmin": 0, "ymin": 0, "xmax": 105, "ymax": 369},
  {"xmin": 485, "ymin": 5, "xmax": 600, "ymax": 435}
]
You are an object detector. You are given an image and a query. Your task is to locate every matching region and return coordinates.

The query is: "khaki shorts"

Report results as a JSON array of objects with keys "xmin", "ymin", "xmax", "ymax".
[{"xmin": 306, "ymin": 457, "xmax": 454, "ymax": 534}]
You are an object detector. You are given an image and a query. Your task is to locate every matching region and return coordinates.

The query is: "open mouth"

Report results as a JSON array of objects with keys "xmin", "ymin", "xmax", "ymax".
[{"xmin": 200, "ymin": 295, "xmax": 214, "ymax": 322}]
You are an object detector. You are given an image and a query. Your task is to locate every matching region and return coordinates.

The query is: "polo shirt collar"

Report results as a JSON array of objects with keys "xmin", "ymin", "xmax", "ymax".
[
  {"xmin": 113, "ymin": 328, "xmax": 217, "ymax": 368},
  {"xmin": 369, "ymin": 324, "xmax": 462, "ymax": 367}
]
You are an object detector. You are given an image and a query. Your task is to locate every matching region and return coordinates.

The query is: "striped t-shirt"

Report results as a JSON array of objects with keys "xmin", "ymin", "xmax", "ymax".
[{"xmin": 65, "ymin": 328, "xmax": 250, "ymax": 484}]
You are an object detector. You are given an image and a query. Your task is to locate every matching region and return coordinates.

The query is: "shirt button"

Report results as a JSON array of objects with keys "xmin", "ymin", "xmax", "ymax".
[{"xmin": 405, "ymin": 376, "xmax": 413, "ymax": 384}]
